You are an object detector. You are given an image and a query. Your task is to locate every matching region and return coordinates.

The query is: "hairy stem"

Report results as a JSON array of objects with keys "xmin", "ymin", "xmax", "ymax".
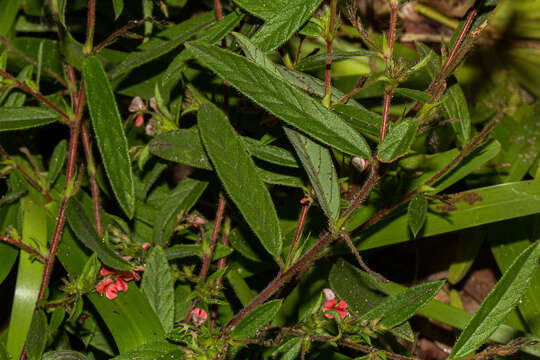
[
  {"xmin": 80, "ymin": 121, "xmax": 103, "ymax": 235},
  {"xmin": 285, "ymin": 200, "xmax": 311, "ymax": 266},
  {"xmin": 324, "ymin": 0, "xmax": 338, "ymax": 98},
  {"xmin": 0, "ymin": 234, "xmax": 46, "ymax": 263}
]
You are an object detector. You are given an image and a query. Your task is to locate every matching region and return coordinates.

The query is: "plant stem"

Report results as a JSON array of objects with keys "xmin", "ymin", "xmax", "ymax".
[
  {"xmin": 380, "ymin": 88, "xmax": 392, "ymax": 142},
  {"xmin": 340, "ymin": 163, "xmax": 378, "ymax": 228},
  {"xmin": 214, "ymin": 0, "xmax": 223, "ymax": 21},
  {"xmin": 0, "ymin": 146, "xmax": 53, "ymax": 201},
  {"xmin": 324, "ymin": 0, "xmax": 338, "ymax": 98},
  {"xmin": 198, "ymin": 194, "xmax": 226, "ymax": 284},
  {"xmin": 84, "ymin": 0, "xmax": 96, "ymax": 54},
  {"xmin": 0, "ymin": 234, "xmax": 46, "ymax": 263},
  {"xmin": 35, "ymin": 85, "xmax": 84, "ymax": 304},
  {"xmin": 212, "ymin": 216, "xmax": 230, "ymax": 329},
  {"xmin": 387, "ymin": 1, "xmax": 398, "ymax": 60},
  {"xmin": 285, "ymin": 200, "xmax": 311, "ymax": 266},
  {"xmin": 80, "ymin": 121, "xmax": 103, "ymax": 235},
  {"xmin": 0, "ymin": 69, "xmax": 70, "ymax": 122}
]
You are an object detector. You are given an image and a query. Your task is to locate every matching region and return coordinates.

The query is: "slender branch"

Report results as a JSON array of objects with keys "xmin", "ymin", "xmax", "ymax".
[
  {"xmin": 198, "ymin": 194, "xmax": 226, "ymax": 284},
  {"xmin": 0, "ymin": 234, "xmax": 46, "ymax": 263},
  {"xmin": 285, "ymin": 199, "xmax": 311, "ymax": 266},
  {"xmin": 84, "ymin": 0, "xmax": 96, "ymax": 54},
  {"xmin": 294, "ymin": 35, "xmax": 305, "ymax": 66},
  {"xmin": 387, "ymin": 1, "xmax": 398, "ymax": 60},
  {"xmin": 0, "ymin": 36, "xmax": 68, "ymax": 88},
  {"xmin": 380, "ymin": 88, "xmax": 392, "ymax": 142},
  {"xmin": 0, "ymin": 69, "xmax": 70, "ymax": 122},
  {"xmin": 80, "ymin": 121, "xmax": 102, "ymax": 235},
  {"xmin": 35, "ymin": 85, "xmax": 84, "ymax": 304},
  {"xmin": 324, "ymin": 0, "xmax": 338, "ymax": 98},
  {"xmin": 346, "ymin": 1, "xmax": 383, "ymax": 55},
  {"xmin": 0, "ymin": 145, "xmax": 53, "ymax": 201},
  {"xmin": 212, "ymin": 216, "xmax": 230, "ymax": 329}
]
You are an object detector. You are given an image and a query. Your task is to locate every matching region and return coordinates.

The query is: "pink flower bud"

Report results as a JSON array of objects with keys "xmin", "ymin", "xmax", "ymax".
[
  {"xmin": 191, "ymin": 307, "xmax": 208, "ymax": 325},
  {"xmin": 352, "ymin": 157, "xmax": 368, "ymax": 171},
  {"xmin": 142, "ymin": 242, "xmax": 151, "ymax": 251},
  {"xmin": 129, "ymin": 96, "xmax": 145, "ymax": 112}
]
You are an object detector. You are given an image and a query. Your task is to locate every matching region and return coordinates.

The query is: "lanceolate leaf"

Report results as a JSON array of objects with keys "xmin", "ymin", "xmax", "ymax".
[
  {"xmin": 250, "ymin": 0, "xmax": 323, "ymax": 52},
  {"xmin": 149, "ymin": 128, "xmax": 212, "ymax": 170},
  {"xmin": 449, "ymin": 240, "xmax": 540, "ymax": 359},
  {"xmin": 111, "ymin": 341, "xmax": 179, "ymax": 360},
  {"xmin": 141, "ymin": 246, "xmax": 175, "ymax": 333},
  {"xmin": 242, "ymin": 137, "xmax": 299, "ymax": 168},
  {"xmin": 0, "ymin": 107, "xmax": 58, "ymax": 131},
  {"xmin": 408, "ymin": 193, "xmax": 427, "ymax": 237},
  {"xmin": 442, "ymin": 82, "xmax": 471, "ymax": 144},
  {"xmin": 231, "ymin": 300, "xmax": 282, "ymax": 339},
  {"xmin": 359, "ymin": 281, "xmax": 444, "ymax": 329},
  {"xmin": 233, "ymin": 0, "xmax": 286, "ymax": 20},
  {"xmin": 46, "ymin": 139, "xmax": 66, "ymax": 188},
  {"xmin": 66, "ymin": 199, "xmax": 132, "ymax": 270},
  {"xmin": 83, "ymin": 56, "xmax": 135, "ymax": 218},
  {"xmin": 152, "ymin": 178, "xmax": 208, "ymax": 246},
  {"xmin": 198, "ymin": 102, "xmax": 282, "ymax": 255},
  {"xmin": 295, "ymin": 50, "xmax": 378, "ymax": 71},
  {"xmin": 377, "ymin": 119, "xmax": 419, "ymax": 163},
  {"xmin": 284, "ymin": 127, "xmax": 340, "ymax": 224},
  {"xmin": 6, "ymin": 197, "xmax": 47, "ymax": 360},
  {"xmin": 187, "ymin": 41, "xmax": 371, "ymax": 158}
]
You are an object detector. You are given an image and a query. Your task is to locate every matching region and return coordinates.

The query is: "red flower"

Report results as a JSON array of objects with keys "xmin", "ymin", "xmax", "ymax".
[
  {"xmin": 191, "ymin": 307, "xmax": 207, "ymax": 326},
  {"xmin": 323, "ymin": 299, "xmax": 348, "ymax": 319},
  {"xmin": 95, "ymin": 266, "xmax": 143, "ymax": 300}
]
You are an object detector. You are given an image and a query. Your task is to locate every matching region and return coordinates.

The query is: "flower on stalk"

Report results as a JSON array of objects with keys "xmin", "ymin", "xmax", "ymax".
[
  {"xmin": 95, "ymin": 266, "xmax": 144, "ymax": 300},
  {"xmin": 128, "ymin": 96, "xmax": 146, "ymax": 127}
]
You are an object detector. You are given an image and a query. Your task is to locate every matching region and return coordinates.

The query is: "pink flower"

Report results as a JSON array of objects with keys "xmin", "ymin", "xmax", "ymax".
[
  {"xmin": 142, "ymin": 242, "xmax": 151, "ymax": 251},
  {"xmin": 191, "ymin": 308, "xmax": 207, "ymax": 325},
  {"xmin": 134, "ymin": 113, "xmax": 144, "ymax": 127},
  {"xmin": 323, "ymin": 299, "xmax": 348, "ymax": 319},
  {"xmin": 95, "ymin": 266, "xmax": 144, "ymax": 300},
  {"xmin": 129, "ymin": 96, "xmax": 146, "ymax": 127}
]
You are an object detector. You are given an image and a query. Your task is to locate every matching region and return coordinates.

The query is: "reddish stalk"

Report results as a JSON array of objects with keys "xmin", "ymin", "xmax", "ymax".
[
  {"xmin": 84, "ymin": 0, "xmax": 96, "ymax": 54},
  {"xmin": 0, "ymin": 146, "xmax": 53, "ymax": 201},
  {"xmin": 440, "ymin": 9, "xmax": 477, "ymax": 77},
  {"xmin": 0, "ymin": 234, "xmax": 46, "ymax": 263},
  {"xmin": 0, "ymin": 69, "xmax": 70, "ymax": 122},
  {"xmin": 294, "ymin": 35, "xmax": 305, "ymax": 66},
  {"xmin": 211, "ymin": 216, "xmax": 230, "ymax": 328},
  {"xmin": 387, "ymin": 1, "xmax": 398, "ymax": 59},
  {"xmin": 198, "ymin": 195, "xmax": 226, "ymax": 284},
  {"xmin": 380, "ymin": 88, "xmax": 392, "ymax": 142},
  {"xmin": 80, "ymin": 121, "xmax": 103, "ymax": 235},
  {"xmin": 285, "ymin": 200, "xmax": 311, "ymax": 266},
  {"xmin": 214, "ymin": 0, "xmax": 223, "ymax": 21},
  {"xmin": 35, "ymin": 85, "xmax": 85, "ymax": 304},
  {"xmin": 324, "ymin": 0, "xmax": 338, "ymax": 98}
]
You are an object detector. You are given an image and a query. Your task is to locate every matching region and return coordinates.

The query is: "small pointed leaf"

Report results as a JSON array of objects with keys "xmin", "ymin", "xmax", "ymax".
[
  {"xmin": 231, "ymin": 300, "xmax": 282, "ymax": 339},
  {"xmin": 377, "ymin": 119, "xmax": 419, "ymax": 163},
  {"xmin": 408, "ymin": 193, "xmax": 427, "ymax": 237}
]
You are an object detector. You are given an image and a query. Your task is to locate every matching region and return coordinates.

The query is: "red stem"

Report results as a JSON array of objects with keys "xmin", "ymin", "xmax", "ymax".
[
  {"xmin": 0, "ymin": 234, "xmax": 46, "ymax": 263},
  {"xmin": 285, "ymin": 201, "xmax": 310, "ymax": 265},
  {"xmin": 198, "ymin": 195, "xmax": 226, "ymax": 284},
  {"xmin": 211, "ymin": 216, "xmax": 230, "ymax": 328},
  {"xmin": 80, "ymin": 121, "xmax": 103, "ymax": 235},
  {"xmin": 85, "ymin": 0, "xmax": 96, "ymax": 53},
  {"xmin": 380, "ymin": 88, "xmax": 392, "ymax": 142},
  {"xmin": 214, "ymin": 0, "xmax": 223, "ymax": 21},
  {"xmin": 324, "ymin": 0, "xmax": 338, "ymax": 98},
  {"xmin": 387, "ymin": 2, "xmax": 398, "ymax": 59},
  {"xmin": 440, "ymin": 9, "xmax": 476, "ymax": 76}
]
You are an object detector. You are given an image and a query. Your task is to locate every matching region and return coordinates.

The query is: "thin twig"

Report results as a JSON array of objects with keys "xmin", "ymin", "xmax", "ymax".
[
  {"xmin": 80, "ymin": 121, "xmax": 102, "ymax": 235},
  {"xmin": 380, "ymin": 88, "xmax": 393, "ymax": 142},
  {"xmin": 341, "ymin": 232, "xmax": 388, "ymax": 282},
  {"xmin": 346, "ymin": 1, "xmax": 383, "ymax": 55},
  {"xmin": 0, "ymin": 234, "xmax": 46, "ymax": 263},
  {"xmin": 285, "ymin": 199, "xmax": 311, "ymax": 266},
  {"xmin": 198, "ymin": 194, "xmax": 226, "ymax": 284},
  {"xmin": 324, "ymin": 0, "xmax": 338, "ymax": 98},
  {"xmin": 212, "ymin": 216, "xmax": 230, "ymax": 329}
]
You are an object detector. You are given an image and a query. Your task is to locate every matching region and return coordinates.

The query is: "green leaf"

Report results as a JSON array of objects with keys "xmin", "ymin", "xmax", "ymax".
[
  {"xmin": 152, "ymin": 178, "xmax": 208, "ymax": 246},
  {"xmin": 187, "ymin": 41, "xmax": 371, "ymax": 158},
  {"xmin": 42, "ymin": 351, "xmax": 89, "ymax": 360},
  {"xmin": 332, "ymin": 103, "xmax": 381, "ymax": 138},
  {"xmin": 109, "ymin": 14, "xmax": 213, "ymax": 80},
  {"xmin": 442, "ymin": 81, "xmax": 471, "ymax": 144},
  {"xmin": 198, "ymin": 102, "xmax": 282, "ymax": 255},
  {"xmin": 393, "ymin": 88, "xmax": 432, "ymax": 103},
  {"xmin": 77, "ymin": 253, "xmax": 101, "ymax": 293},
  {"xmin": 0, "ymin": 0, "xmax": 20, "ymax": 36},
  {"xmin": 6, "ymin": 197, "xmax": 47, "ymax": 360},
  {"xmin": 231, "ymin": 299, "xmax": 282, "ymax": 339},
  {"xmin": 0, "ymin": 204, "xmax": 19, "ymax": 285},
  {"xmin": 0, "ymin": 107, "xmax": 58, "ymax": 132},
  {"xmin": 295, "ymin": 50, "xmax": 378, "ymax": 71},
  {"xmin": 449, "ymin": 240, "xmax": 540, "ymax": 359},
  {"xmin": 111, "ymin": 340, "xmax": 179, "ymax": 360},
  {"xmin": 284, "ymin": 127, "xmax": 340, "ymax": 223},
  {"xmin": 242, "ymin": 137, "xmax": 299, "ymax": 168},
  {"xmin": 329, "ymin": 259, "xmax": 413, "ymax": 341},
  {"xmin": 359, "ymin": 281, "xmax": 444, "ymax": 329},
  {"xmin": 448, "ymin": 228, "xmax": 484, "ymax": 285},
  {"xmin": 356, "ymin": 180, "xmax": 540, "ymax": 251},
  {"xmin": 250, "ymin": 0, "xmax": 323, "ymax": 52},
  {"xmin": 407, "ymin": 193, "xmax": 427, "ymax": 237},
  {"xmin": 83, "ymin": 56, "xmax": 135, "ymax": 218},
  {"xmin": 377, "ymin": 119, "xmax": 419, "ymax": 163},
  {"xmin": 149, "ymin": 128, "xmax": 212, "ymax": 170},
  {"xmin": 112, "ymin": 0, "xmax": 124, "ymax": 19},
  {"xmin": 47, "ymin": 139, "xmax": 66, "ymax": 188},
  {"xmin": 26, "ymin": 310, "xmax": 48, "ymax": 360},
  {"xmin": 232, "ymin": 0, "xmax": 286, "ymax": 19},
  {"xmin": 226, "ymin": 269, "xmax": 258, "ymax": 306},
  {"xmin": 65, "ymin": 199, "xmax": 132, "ymax": 270},
  {"xmin": 256, "ymin": 167, "xmax": 304, "ymax": 188},
  {"xmin": 141, "ymin": 246, "xmax": 175, "ymax": 333}
]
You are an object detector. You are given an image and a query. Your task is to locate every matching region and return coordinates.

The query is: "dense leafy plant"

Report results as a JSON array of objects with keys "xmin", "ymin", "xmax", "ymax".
[{"xmin": 0, "ymin": 0, "xmax": 539, "ymax": 359}]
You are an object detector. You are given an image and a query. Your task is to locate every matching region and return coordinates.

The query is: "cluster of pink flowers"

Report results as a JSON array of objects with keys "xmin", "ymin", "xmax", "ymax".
[
  {"xmin": 95, "ymin": 243, "xmax": 150, "ymax": 300},
  {"xmin": 322, "ymin": 288, "xmax": 348, "ymax": 319}
]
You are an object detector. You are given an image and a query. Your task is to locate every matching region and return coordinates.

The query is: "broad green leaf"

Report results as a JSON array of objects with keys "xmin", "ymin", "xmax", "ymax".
[
  {"xmin": 356, "ymin": 180, "xmax": 540, "ymax": 251},
  {"xmin": 229, "ymin": 228, "xmax": 265, "ymax": 262},
  {"xmin": 488, "ymin": 217, "xmax": 540, "ymax": 336},
  {"xmin": 295, "ymin": 50, "xmax": 378, "ymax": 71},
  {"xmin": 242, "ymin": 137, "xmax": 299, "ymax": 168},
  {"xmin": 442, "ymin": 81, "xmax": 471, "ymax": 144},
  {"xmin": 111, "ymin": 340, "xmax": 179, "ymax": 360},
  {"xmin": 174, "ymin": 285, "xmax": 192, "ymax": 322},
  {"xmin": 112, "ymin": 0, "xmax": 124, "ymax": 19},
  {"xmin": 250, "ymin": 0, "xmax": 323, "ymax": 52},
  {"xmin": 42, "ymin": 351, "xmax": 88, "ymax": 360},
  {"xmin": 256, "ymin": 167, "xmax": 304, "ymax": 188},
  {"xmin": 332, "ymin": 103, "xmax": 381, "ymax": 139},
  {"xmin": 231, "ymin": 299, "xmax": 282, "ymax": 338},
  {"xmin": 26, "ymin": 310, "xmax": 48, "ymax": 360},
  {"xmin": 449, "ymin": 240, "xmax": 540, "ymax": 359},
  {"xmin": 109, "ymin": 14, "xmax": 213, "ymax": 80},
  {"xmin": 329, "ymin": 259, "xmax": 413, "ymax": 341},
  {"xmin": 83, "ymin": 56, "xmax": 135, "ymax": 218},
  {"xmin": 448, "ymin": 228, "xmax": 484, "ymax": 285},
  {"xmin": 233, "ymin": 0, "xmax": 286, "ymax": 19},
  {"xmin": 359, "ymin": 281, "xmax": 444, "ymax": 329},
  {"xmin": 377, "ymin": 119, "xmax": 419, "ymax": 163},
  {"xmin": 141, "ymin": 246, "xmax": 175, "ymax": 333},
  {"xmin": 0, "ymin": 107, "xmax": 58, "ymax": 131},
  {"xmin": 47, "ymin": 139, "xmax": 66, "ymax": 188},
  {"xmin": 284, "ymin": 127, "xmax": 340, "ymax": 223},
  {"xmin": 149, "ymin": 128, "xmax": 212, "ymax": 170},
  {"xmin": 66, "ymin": 199, "xmax": 132, "ymax": 270},
  {"xmin": 198, "ymin": 102, "xmax": 282, "ymax": 255},
  {"xmin": 187, "ymin": 42, "xmax": 371, "ymax": 158},
  {"xmin": 407, "ymin": 193, "xmax": 427, "ymax": 237},
  {"xmin": 0, "ymin": 0, "xmax": 20, "ymax": 35},
  {"xmin": 7, "ymin": 197, "xmax": 46, "ymax": 360},
  {"xmin": 152, "ymin": 178, "xmax": 207, "ymax": 246},
  {"xmin": 273, "ymin": 338, "xmax": 303, "ymax": 360}
]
